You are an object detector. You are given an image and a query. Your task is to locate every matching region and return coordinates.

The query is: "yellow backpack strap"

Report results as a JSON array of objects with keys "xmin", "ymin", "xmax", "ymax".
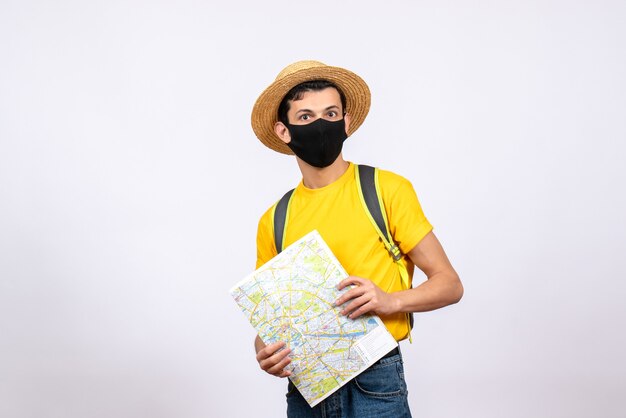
[
  {"xmin": 355, "ymin": 165, "xmax": 410, "ymax": 287},
  {"xmin": 355, "ymin": 164, "xmax": 413, "ymax": 341},
  {"xmin": 273, "ymin": 188, "xmax": 295, "ymax": 254}
]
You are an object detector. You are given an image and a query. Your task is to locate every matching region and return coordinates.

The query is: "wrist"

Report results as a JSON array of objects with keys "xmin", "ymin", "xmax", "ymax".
[{"xmin": 388, "ymin": 292, "xmax": 404, "ymax": 315}]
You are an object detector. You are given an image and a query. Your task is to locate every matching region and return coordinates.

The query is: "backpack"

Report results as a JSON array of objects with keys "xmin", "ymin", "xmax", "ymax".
[{"xmin": 272, "ymin": 164, "xmax": 414, "ymax": 339}]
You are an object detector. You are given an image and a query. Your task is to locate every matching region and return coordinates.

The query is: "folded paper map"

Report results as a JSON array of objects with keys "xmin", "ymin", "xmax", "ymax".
[{"xmin": 230, "ymin": 230, "xmax": 397, "ymax": 407}]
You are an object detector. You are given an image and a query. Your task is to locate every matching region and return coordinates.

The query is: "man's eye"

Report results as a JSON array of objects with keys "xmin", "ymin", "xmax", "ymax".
[
  {"xmin": 300, "ymin": 114, "xmax": 310, "ymax": 120},
  {"xmin": 327, "ymin": 111, "xmax": 337, "ymax": 117}
]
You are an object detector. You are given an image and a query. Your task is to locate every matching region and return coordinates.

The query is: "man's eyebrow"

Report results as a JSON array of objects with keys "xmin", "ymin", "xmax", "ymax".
[{"xmin": 295, "ymin": 105, "xmax": 340, "ymax": 114}]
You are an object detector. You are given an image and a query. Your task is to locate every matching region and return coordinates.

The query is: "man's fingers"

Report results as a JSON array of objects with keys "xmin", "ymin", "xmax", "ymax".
[
  {"xmin": 266, "ymin": 354, "xmax": 292, "ymax": 377},
  {"xmin": 257, "ymin": 341, "xmax": 292, "ymax": 377},
  {"xmin": 335, "ymin": 285, "xmax": 367, "ymax": 306},
  {"xmin": 337, "ymin": 276, "xmax": 364, "ymax": 290},
  {"xmin": 341, "ymin": 294, "xmax": 370, "ymax": 316},
  {"xmin": 348, "ymin": 302, "xmax": 372, "ymax": 319},
  {"xmin": 257, "ymin": 342, "xmax": 288, "ymax": 362},
  {"xmin": 258, "ymin": 345, "xmax": 290, "ymax": 366}
]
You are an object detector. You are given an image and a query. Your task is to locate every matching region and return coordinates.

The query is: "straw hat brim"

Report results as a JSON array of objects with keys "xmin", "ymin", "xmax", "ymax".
[{"xmin": 251, "ymin": 64, "xmax": 371, "ymax": 155}]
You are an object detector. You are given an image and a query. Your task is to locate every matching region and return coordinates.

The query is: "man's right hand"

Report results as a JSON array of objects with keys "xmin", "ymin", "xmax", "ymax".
[{"xmin": 255, "ymin": 336, "xmax": 292, "ymax": 378}]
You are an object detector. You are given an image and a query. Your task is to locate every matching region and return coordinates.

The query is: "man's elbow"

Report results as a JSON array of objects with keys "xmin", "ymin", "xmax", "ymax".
[{"xmin": 446, "ymin": 274, "xmax": 464, "ymax": 305}]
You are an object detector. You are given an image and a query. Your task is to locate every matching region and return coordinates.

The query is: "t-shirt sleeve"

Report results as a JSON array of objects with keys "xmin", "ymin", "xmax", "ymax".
[
  {"xmin": 255, "ymin": 205, "xmax": 277, "ymax": 269},
  {"xmin": 380, "ymin": 170, "xmax": 433, "ymax": 254}
]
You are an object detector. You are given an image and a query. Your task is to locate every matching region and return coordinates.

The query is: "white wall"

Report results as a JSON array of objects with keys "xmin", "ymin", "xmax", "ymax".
[{"xmin": 1, "ymin": 1, "xmax": 624, "ymax": 417}]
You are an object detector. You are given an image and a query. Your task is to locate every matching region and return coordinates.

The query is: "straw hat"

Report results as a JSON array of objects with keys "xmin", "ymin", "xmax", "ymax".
[{"xmin": 251, "ymin": 60, "xmax": 371, "ymax": 155}]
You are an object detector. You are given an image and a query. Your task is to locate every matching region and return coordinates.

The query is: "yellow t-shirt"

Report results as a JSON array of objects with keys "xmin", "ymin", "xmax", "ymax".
[{"xmin": 255, "ymin": 162, "xmax": 433, "ymax": 341}]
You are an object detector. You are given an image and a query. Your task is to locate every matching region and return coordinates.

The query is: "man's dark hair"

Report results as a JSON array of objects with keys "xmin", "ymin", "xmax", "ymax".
[{"xmin": 277, "ymin": 80, "xmax": 347, "ymax": 125}]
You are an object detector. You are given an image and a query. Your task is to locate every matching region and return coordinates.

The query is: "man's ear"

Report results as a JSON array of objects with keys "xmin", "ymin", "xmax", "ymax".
[
  {"xmin": 274, "ymin": 121, "xmax": 291, "ymax": 144},
  {"xmin": 344, "ymin": 113, "xmax": 352, "ymax": 134}
]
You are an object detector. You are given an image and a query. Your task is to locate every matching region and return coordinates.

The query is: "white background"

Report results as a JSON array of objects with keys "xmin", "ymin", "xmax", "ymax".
[{"xmin": 1, "ymin": 1, "xmax": 625, "ymax": 417}]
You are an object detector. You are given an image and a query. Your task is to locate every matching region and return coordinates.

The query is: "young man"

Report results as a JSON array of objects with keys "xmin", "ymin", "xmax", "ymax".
[{"xmin": 250, "ymin": 60, "xmax": 463, "ymax": 417}]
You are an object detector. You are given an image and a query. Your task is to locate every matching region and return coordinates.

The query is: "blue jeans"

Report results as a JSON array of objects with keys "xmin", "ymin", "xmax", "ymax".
[{"xmin": 286, "ymin": 348, "xmax": 412, "ymax": 418}]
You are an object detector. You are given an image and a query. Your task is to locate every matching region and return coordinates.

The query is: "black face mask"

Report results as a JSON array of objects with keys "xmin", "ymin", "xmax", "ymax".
[{"xmin": 286, "ymin": 118, "xmax": 348, "ymax": 168}]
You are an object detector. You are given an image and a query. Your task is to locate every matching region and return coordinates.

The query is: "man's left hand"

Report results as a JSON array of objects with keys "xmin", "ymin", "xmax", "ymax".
[{"xmin": 335, "ymin": 276, "xmax": 399, "ymax": 319}]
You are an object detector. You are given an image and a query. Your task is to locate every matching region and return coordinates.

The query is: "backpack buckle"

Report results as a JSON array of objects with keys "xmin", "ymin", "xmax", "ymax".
[{"xmin": 389, "ymin": 245, "xmax": 403, "ymax": 261}]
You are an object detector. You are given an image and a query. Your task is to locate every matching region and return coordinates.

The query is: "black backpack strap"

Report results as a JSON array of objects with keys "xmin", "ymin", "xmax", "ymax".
[
  {"xmin": 357, "ymin": 165, "xmax": 392, "ymax": 245},
  {"xmin": 273, "ymin": 188, "xmax": 295, "ymax": 254},
  {"xmin": 356, "ymin": 165, "xmax": 402, "ymax": 261}
]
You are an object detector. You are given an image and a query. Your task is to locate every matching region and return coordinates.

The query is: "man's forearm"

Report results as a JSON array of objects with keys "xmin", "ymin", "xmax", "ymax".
[{"xmin": 395, "ymin": 271, "xmax": 463, "ymax": 313}]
